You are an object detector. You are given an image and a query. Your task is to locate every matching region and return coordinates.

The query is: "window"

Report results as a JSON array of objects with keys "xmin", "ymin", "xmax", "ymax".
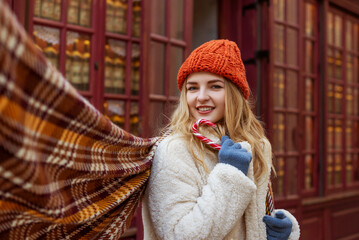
[
  {"xmin": 145, "ymin": 0, "xmax": 190, "ymax": 137},
  {"xmin": 272, "ymin": 0, "xmax": 301, "ymax": 198},
  {"xmin": 31, "ymin": 0, "xmax": 143, "ymax": 136},
  {"xmin": 32, "ymin": 0, "xmax": 94, "ymax": 100},
  {"xmin": 270, "ymin": 1, "xmax": 359, "ymax": 198},
  {"xmin": 102, "ymin": 0, "xmax": 142, "ymax": 136},
  {"xmin": 326, "ymin": 9, "xmax": 359, "ymax": 191}
]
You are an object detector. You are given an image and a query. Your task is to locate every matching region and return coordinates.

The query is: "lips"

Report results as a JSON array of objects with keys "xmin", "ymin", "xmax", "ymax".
[{"xmin": 197, "ymin": 106, "xmax": 215, "ymax": 114}]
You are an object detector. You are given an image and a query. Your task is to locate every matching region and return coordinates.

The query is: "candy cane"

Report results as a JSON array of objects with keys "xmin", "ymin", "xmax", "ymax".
[
  {"xmin": 192, "ymin": 119, "xmax": 221, "ymax": 150},
  {"xmin": 192, "ymin": 118, "xmax": 274, "ymax": 215}
]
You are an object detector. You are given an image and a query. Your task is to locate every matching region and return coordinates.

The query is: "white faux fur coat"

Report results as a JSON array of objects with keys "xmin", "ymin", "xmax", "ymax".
[{"xmin": 142, "ymin": 133, "xmax": 300, "ymax": 240}]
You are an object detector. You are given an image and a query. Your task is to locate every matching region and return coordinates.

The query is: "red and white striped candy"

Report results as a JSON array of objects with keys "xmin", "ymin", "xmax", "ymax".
[{"xmin": 192, "ymin": 119, "xmax": 221, "ymax": 151}]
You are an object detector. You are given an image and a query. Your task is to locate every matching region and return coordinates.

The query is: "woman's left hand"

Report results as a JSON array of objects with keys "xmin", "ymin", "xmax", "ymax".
[{"xmin": 262, "ymin": 211, "xmax": 292, "ymax": 240}]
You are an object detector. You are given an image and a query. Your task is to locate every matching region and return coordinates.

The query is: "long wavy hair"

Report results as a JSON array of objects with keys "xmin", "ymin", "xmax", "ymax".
[{"xmin": 164, "ymin": 78, "xmax": 272, "ymax": 183}]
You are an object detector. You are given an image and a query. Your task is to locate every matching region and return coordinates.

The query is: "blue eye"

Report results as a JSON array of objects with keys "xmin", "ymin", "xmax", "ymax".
[
  {"xmin": 212, "ymin": 85, "xmax": 223, "ymax": 89},
  {"xmin": 187, "ymin": 86, "xmax": 197, "ymax": 91}
]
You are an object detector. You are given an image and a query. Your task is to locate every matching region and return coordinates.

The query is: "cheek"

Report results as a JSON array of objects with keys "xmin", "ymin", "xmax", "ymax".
[
  {"xmin": 217, "ymin": 94, "xmax": 226, "ymax": 115},
  {"xmin": 186, "ymin": 94, "xmax": 195, "ymax": 106},
  {"xmin": 215, "ymin": 92, "xmax": 225, "ymax": 106}
]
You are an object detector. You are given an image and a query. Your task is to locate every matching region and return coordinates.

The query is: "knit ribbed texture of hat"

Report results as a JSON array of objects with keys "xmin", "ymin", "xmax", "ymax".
[{"xmin": 177, "ymin": 39, "xmax": 249, "ymax": 99}]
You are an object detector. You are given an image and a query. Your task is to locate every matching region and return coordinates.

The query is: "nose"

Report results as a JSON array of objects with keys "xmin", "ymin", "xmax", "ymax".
[{"xmin": 197, "ymin": 88, "xmax": 210, "ymax": 102}]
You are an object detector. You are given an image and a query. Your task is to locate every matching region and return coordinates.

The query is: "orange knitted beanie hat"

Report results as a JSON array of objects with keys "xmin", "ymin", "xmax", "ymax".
[{"xmin": 177, "ymin": 39, "xmax": 249, "ymax": 99}]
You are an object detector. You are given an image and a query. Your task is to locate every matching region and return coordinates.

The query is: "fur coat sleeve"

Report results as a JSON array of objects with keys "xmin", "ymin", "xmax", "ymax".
[{"xmin": 143, "ymin": 135, "xmax": 257, "ymax": 240}]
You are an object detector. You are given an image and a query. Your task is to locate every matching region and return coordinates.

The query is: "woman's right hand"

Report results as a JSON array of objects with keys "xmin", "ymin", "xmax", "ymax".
[{"xmin": 219, "ymin": 136, "xmax": 252, "ymax": 175}]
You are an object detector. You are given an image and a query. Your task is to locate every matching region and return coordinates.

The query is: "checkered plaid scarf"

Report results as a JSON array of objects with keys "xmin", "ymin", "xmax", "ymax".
[{"xmin": 0, "ymin": 1, "xmax": 162, "ymax": 239}]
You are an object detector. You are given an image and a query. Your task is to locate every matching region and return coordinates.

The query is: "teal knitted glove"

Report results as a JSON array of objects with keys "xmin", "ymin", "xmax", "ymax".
[
  {"xmin": 219, "ymin": 136, "xmax": 252, "ymax": 175},
  {"xmin": 263, "ymin": 211, "xmax": 292, "ymax": 240}
]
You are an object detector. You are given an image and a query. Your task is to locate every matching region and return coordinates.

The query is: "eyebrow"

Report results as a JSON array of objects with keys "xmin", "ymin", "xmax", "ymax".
[{"xmin": 186, "ymin": 79, "xmax": 225, "ymax": 85}]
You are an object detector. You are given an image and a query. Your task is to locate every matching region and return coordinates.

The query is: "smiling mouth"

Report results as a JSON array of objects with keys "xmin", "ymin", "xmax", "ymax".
[{"xmin": 197, "ymin": 107, "xmax": 215, "ymax": 113}]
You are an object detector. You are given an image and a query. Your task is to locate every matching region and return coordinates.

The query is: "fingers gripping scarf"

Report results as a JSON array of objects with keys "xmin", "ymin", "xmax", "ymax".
[{"xmin": 0, "ymin": 1, "xmax": 166, "ymax": 239}]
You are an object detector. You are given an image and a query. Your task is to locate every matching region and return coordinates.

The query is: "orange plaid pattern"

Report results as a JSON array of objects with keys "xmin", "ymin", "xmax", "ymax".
[{"xmin": 0, "ymin": 1, "xmax": 161, "ymax": 239}]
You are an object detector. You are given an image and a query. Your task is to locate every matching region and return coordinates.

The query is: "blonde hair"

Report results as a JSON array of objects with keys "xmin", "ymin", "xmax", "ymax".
[{"xmin": 165, "ymin": 79, "xmax": 272, "ymax": 183}]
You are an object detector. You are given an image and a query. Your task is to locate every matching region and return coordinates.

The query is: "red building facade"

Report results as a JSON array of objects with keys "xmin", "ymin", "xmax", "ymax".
[{"xmin": 6, "ymin": 0, "xmax": 359, "ymax": 239}]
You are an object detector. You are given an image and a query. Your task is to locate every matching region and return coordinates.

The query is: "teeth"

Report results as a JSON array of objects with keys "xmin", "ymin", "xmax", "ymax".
[{"xmin": 198, "ymin": 107, "xmax": 213, "ymax": 111}]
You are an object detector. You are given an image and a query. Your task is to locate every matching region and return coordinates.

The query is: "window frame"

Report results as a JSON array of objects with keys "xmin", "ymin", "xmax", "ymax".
[
  {"xmin": 98, "ymin": 0, "xmax": 143, "ymax": 134},
  {"xmin": 28, "ymin": 0, "xmax": 97, "ymax": 103},
  {"xmin": 325, "ymin": 5, "xmax": 359, "ymax": 194},
  {"xmin": 269, "ymin": 0, "xmax": 303, "ymax": 201},
  {"xmin": 141, "ymin": 0, "xmax": 193, "ymax": 137}
]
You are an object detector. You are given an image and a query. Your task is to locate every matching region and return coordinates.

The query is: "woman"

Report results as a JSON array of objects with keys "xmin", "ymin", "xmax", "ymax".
[{"xmin": 142, "ymin": 39, "xmax": 300, "ymax": 240}]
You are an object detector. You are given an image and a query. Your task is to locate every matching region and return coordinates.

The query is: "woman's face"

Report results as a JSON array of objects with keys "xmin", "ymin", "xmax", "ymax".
[{"xmin": 186, "ymin": 72, "xmax": 225, "ymax": 124}]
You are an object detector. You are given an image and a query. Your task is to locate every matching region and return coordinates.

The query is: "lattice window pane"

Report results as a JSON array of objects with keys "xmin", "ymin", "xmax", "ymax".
[
  {"xmin": 274, "ymin": 0, "xmax": 284, "ymax": 21},
  {"xmin": 106, "ymin": 0, "xmax": 127, "ymax": 34},
  {"xmin": 305, "ymin": 78, "xmax": 314, "ymax": 111},
  {"xmin": 131, "ymin": 43, "xmax": 140, "ymax": 95},
  {"xmin": 287, "ymin": 0, "xmax": 298, "ymax": 24},
  {"xmin": 274, "ymin": 68, "xmax": 285, "ymax": 107},
  {"xmin": 130, "ymin": 102, "xmax": 140, "ymax": 135},
  {"xmin": 170, "ymin": 0, "xmax": 184, "ymax": 39},
  {"xmin": 335, "ymin": 119, "xmax": 343, "ymax": 150},
  {"xmin": 151, "ymin": 0, "xmax": 166, "ymax": 35},
  {"xmin": 334, "ymin": 153, "xmax": 342, "ymax": 185},
  {"xmin": 334, "ymin": 15, "xmax": 343, "ymax": 47},
  {"xmin": 104, "ymin": 39, "xmax": 126, "ymax": 94},
  {"xmin": 287, "ymin": 70, "xmax": 298, "ymax": 108},
  {"xmin": 335, "ymin": 50, "xmax": 342, "ymax": 79},
  {"xmin": 169, "ymin": 46, "xmax": 184, "ymax": 96},
  {"xmin": 149, "ymin": 42, "xmax": 165, "ymax": 95},
  {"xmin": 34, "ymin": 0, "xmax": 61, "ymax": 21},
  {"xmin": 274, "ymin": 25, "xmax": 285, "ymax": 64},
  {"xmin": 305, "ymin": 3, "xmax": 315, "ymax": 37},
  {"xmin": 287, "ymin": 114, "xmax": 298, "ymax": 151},
  {"xmin": 273, "ymin": 157, "xmax": 285, "ymax": 196},
  {"xmin": 347, "ymin": 87, "xmax": 353, "ymax": 115},
  {"xmin": 273, "ymin": 113, "xmax": 285, "ymax": 152},
  {"xmin": 305, "ymin": 155, "xmax": 314, "ymax": 189},
  {"xmin": 33, "ymin": 25, "xmax": 60, "ymax": 69},
  {"xmin": 287, "ymin": 28, "xmax": 298, "ymax": 66},
  {"xmin": 68, "ymin": 0, "xmax": 92, "ymax": 27},
  {"xmin": 334, "ymin": 84, "xmax": 343, "ymax": 114},
  {"xmin": 149, "ymin": 101, "xmax": 165, "ymax": 136},
  {"xmin": 65, "ymin": 32, "xmax": 91, "ymax": 91},
  {"xmin": 104, "ymin": 100, "xmax": 125, "ymax": 129},
  {"xmin": 305, "ymin": 116, "xmax": 314, "ymax": 151},
  {"xmin": 305, "ymin": 41, "xmax": 314, "ymax": 74},
  {"xmin": 132, "ymin": 0, "xmax": 141, "ymax": 37},
  {"xmin": 347, "ymin": 54, "xmax": 354, "ymax": 84},
  {"xmin": 287, "ymin": 157, "xmax": 298, "ymax": 195}
]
